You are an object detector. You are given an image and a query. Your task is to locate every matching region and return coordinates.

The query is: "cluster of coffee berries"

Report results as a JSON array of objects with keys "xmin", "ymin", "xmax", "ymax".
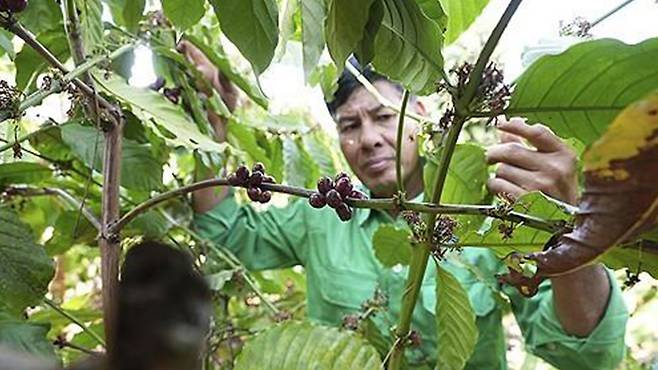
[
  {"xmin": 228, "ymin": 163, "xmax": 274, "ymax": 204},
  {"xmin": 0, "ymin": 0, "xmax": 28, "ymax": 13},
  {"xmin": 0, "ymin": 80, "xmax": 21, "ymax": 113},
  {"xmin": 308, "ymin": 172, "xmax": 365, "ymax": 221}
]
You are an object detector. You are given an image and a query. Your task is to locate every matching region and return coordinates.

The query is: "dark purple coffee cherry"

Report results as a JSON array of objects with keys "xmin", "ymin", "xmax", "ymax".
[
  {"xmin": 163, "ymin": 87, "xmax": 181, "ymax": 104},
  {"xmin": 317, "ymin": 176, "xmax": 334, "ymax": 195},
  {"xmin": 335, "ymin": 177, "xmax": 353, "ymax": 198},
  {"xmin": 336, "ymin": 203, "xmax": 352, "ymax": 221},
  {"xmin": 334, "ymin": 171, "xmax": 349, "ymax": 182},
  {"xmin": 263, "ymin": 175, "xmax": 275, "ymax": 183},
  {"xmin": 348, "ymin": 190, "xmax": 366, "ymax": 199},
  {"xmin": 1, "ymin": 0, "xmax": 27, "ymax": 13},
  {"xmin": 249, "ymin": 171, "xmax": 263, "ymax": 187},
  {"xmin": 325, "ymin": 189, "xmax": 343, "ymax": 209},
  {"xmin": 228, "ymin": 174, "xmax": 241, "ymax": 186},
  {"xmin": 258, "ymin": 190, "xmax": 272, "ymax": 203},
  {"xmin": 235, "ymin": 165, "xmax": 250, "ymax": 182},
  {"xmin": 149, "ymin": 76, "xmax": 166, "ymax": 91},
  {"xmin": 247, "ymin": 187, "xmax": 261, "ymax": 202},
  {"xmin": 252, "ymin": 162, "xmax": 265, "ymax": 174},
  {"xmin": 308, "ymin": 193, "xmax": 326, "ymax": 208}
]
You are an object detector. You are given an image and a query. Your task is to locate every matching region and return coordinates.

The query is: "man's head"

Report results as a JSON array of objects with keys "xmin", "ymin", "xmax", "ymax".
[{"xmin": 326, "ymin": 61, "xmax": 426, "ymax": 198}]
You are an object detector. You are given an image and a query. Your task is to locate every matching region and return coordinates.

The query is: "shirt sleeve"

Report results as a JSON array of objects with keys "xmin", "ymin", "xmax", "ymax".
[
  {"xmin": 504, "ymin": 268, "xmax": 628, "ymax": 370},
  {"xmin": 192, "ymin": 190, "xmax": 310, "ymax": 270}
]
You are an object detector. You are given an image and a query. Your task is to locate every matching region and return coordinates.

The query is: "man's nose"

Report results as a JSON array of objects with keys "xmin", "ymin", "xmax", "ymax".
[{"xmin": 358, "ymin": 119, "xmax": 383, "ymax": 150}]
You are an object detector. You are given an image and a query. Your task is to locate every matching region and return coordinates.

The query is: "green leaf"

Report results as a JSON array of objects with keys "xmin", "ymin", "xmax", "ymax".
[
  {"xmin": 435, "ymin": 265, "xmax": 478, "ymax": 370},
  {"xmin": 227, "ymin": 120, "xmax": 271, "ymax": 169},
  {"xmin": 438, "ymin": 0, "xmax": 489, "ymax": 44},
  {"xmin": 209, "ymin": 0, "xmax": 279, "ymax": 74},
  {"xmin": 354, "ymin": 0, "xmax": 384, "ymax": 65},
  {"xmin": 283, "ymin": 136, "xmax": 319, "ymax": 188},
  {"xmin": 162, "ymin": 0, "xmax": 205, "ymax": 30},
  {"xmin": 76, "ymin": 0, "xmax": 104, "ymax": 53},
  {"xmin": 425, "ymin": 143, "xmax": 488, "ymax": 204},
  {"xmin": 125, "ymin": 210, "xmax": 173, "ymax": 238},
  {"xmin": 309, "ymin": 63, "xmax": 338, "ymax": 101},
  {"xmin": 372, "ymin": 224, "xmax": 412, "ymax": 267},
  {"xmin": 509, "ymin": 37, "xmax": 658, "ymax": 146},
  {"xmin": 182, "ymin": 34, "xmax": 269, "ymax": 109},
  {"xmin": 45, "ymin": 210, "xmax": 98, "ymax": 256},
  {"xmin": 303, "ymin": 130, "xmax": 339, "ymax": 177},
  {"xmin": 371, "ymin": 0, "xmax": 446, "ymax": 95},
  {"xmin": 123, "ymin": 0, "xmax": 146, "ymax": 32},
  {"xmin": 0, "ymin": 162, "xmax": 52, "ymax": 186},
  {"xmin": 0, "ymin": 313, "xmax": 56, "ymax": 361},
  {"xmin": 94, "ymin": 74, "xmax": 228, "ymax": 154},
  {"xmin": 15, "ymin": 28, "xmax": 70, "ymax": 92},
  {"xmin": 61, "ymin": 123, "xmax": 163, "ymax": 191},
  {"xmin": 18, "ymin": 0, "xmax": 62, "ymax": 35},
  {"xmin": 459, "ymin": 192, "xmax": 568, "ymax": 256},
  {"xmin": 300, "ymin": 0, "xmax": 326, "ymax": 80},
  {"xmin": 325, "ymin": 0, "xmax": 376, "ymax": 70},
  {"xmin": 234, "ymin": 321, "xmax": 381, "ymax": 369},
  {"xmin": 0, "ymin": 207, "xmax": 54, "ymax": 316},
  {"xmin": 274, "ymin": 0, "xmax": 299, "ymax": 60},
  {"xmin": 0, "ymin": 30, "xmax": 16, "ymax": 59}
]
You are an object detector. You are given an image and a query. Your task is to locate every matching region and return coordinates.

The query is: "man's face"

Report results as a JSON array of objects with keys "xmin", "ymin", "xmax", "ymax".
[{"xmin": 335, "ymin": 80, "xmax": 424, "ymax": 198}]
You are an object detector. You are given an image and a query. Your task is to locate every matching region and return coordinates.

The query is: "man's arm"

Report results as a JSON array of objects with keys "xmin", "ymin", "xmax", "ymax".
[
  {"xmin": 485, "ymin": 117, "xmax": 610, "ymax": 337},
  {"xmin": 177, "ymin": 41, "xmax": 237, "ymax": 214}
]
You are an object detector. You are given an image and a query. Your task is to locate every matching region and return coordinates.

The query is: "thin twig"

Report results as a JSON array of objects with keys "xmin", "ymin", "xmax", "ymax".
[
  {"xmin": 590, "ymin": 0, "xmax": 637, "ymax": 28},
  {"xmin": 345, "ymin": 62, "xmax": 425, "ymax": 123},
  {"xmin": 44, "ymin": 298, "xmax": 105, "ymax": 347},
  {"xmin": 2, "ymin": 185, "xmax": 102, "ymax": 231}
]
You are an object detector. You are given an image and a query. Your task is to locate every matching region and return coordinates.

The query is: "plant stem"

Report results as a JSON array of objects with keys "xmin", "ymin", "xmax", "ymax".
[
  {"xmin": 345, "ymin": 62, "xmax": 425, "ymax": 123},
  {"xmin": 590, "ymin": 0, "xmax": 637, "ymax": 28},
  {"xmin": 396, "ymin": 90, "xmax": 410, "ymax": 195},
  {"xmin": 2, "ymin": 186, "xmax": 102, "ymax": 231},
  {"xmin": 388, "ymin": 2, "xmax": 523, "ymax": 368},
  {"xmin": 44, "ymin": 298, "xmax": 105, "ymax": 347},
  {"xmin": 2, "ymin": 20, "xmax": 121, "ymax": 119},
  {"xmin": 0, "ymin": 43, "xmax": 135, "ymax": 124}
]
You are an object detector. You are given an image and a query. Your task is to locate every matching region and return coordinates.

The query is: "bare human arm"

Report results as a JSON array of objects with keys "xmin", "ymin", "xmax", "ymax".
[
  {"xmin": 486, "ymin": 117, "xmax": 611, "ymax": 337},
  {"xmin": 177, "ymin": 41, "xmax": 238, "ymax": 214}
]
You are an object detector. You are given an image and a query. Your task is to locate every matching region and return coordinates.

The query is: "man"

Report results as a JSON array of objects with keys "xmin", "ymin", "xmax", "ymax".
[{"xmin": 180, "ymin": 42, "xmax": 628, "ymax": 369}]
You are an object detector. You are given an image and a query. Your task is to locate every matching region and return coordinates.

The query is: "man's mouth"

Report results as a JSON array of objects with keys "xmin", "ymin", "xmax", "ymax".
[{"xmin": 362, "ymin": 157, "xmax": 394, "ymax": 173}]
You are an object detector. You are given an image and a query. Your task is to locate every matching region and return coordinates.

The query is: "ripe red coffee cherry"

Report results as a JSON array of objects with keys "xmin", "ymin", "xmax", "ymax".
[
  {"xmin": 235, "ymin": 166, "xmax": 250, "ymax": 182},
  {"xmin": 247, "ymin": 187, "xmax": 261, "ymax": 202},
  {"xmin": 317, "ymin": 176, "xmax": 334, "ymax": 195},
  {"xmin": 252, "ymin": 162, "xmax": 265, "ymax": 173},
  {"xmin": 259, "ymin": 191, "xmax": 272, "ymax": 203},
  {"xmin": 335, "ymin": 177, "xmax": 353, "ymax": 197},
  {"xmin": 335, "ymin": 203, "xmax": 352, "ymax": 221},
  {"xmin": 308, "ymin": 193, "xmax": 326, "ymax": 208},
  {"xmin": 325, "ymin": 189, "xmax": 343, "ymax": 208}
]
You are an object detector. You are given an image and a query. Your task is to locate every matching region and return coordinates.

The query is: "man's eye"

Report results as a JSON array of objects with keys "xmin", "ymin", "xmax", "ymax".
[
  {"xmin": 377, "ymin": 114, "xmax": 395, "ymax": 121},
  {"xmin": 341, "ymin": 123, "xmax": 357, "ymax": 132}
]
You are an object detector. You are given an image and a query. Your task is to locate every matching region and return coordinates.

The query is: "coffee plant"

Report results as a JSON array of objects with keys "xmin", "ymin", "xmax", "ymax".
[{"xmin": 0, "ymin": 0, "xmax": 656, "ymax": 369}]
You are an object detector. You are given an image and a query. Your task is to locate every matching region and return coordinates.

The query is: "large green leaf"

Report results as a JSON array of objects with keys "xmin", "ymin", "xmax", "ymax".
[
  {"xmin": 94, "ymin": 75, "xmax": 228, "ymax": 154},
  {"xmin": 325, "ymin": 0, "xmax": 376, "ymax": 70},
  {"xmin": 234, "ymin": 321, "xmax": 381, "ymax": 369},
  {"xmin": 45, "ymin": 210, "xmax": 98, "ymax": 256},
  {"xmin": 0, "ymin": 29, "xmax": 16, "ymax": 59},
  {"xmin": 435, "ymin": 266, "xmax": 478, "ymax": 370},
  {"xmin": 509, "ymin": 37, "xmax": 658, "ymax": 146},
  {"xmin": 438, "ymin": 0, "xmax": 489, "ymax": 44},
  {"xmin": 302, "ymin": 130, "xmax": 339, "ymax": 177},
  {"xmin": 15, "ymin": 28, "xmax": 70, "ymax": 91},
  {"xmin": 300, "ymin": 0, "xmax": 326, "ymax": 80},
  {"xmin": 372, "ymin": 224, "xmax": 412, "ymax": 267},
  {"xmin": 226, "ymin": 120, "xmax": 271, "ymax": 169},
  {"xmin": 0, "ymin": 313, "xmax": 56, "ymax": 361},
  {"xmin": 123, "ymin": 0, "xmax": 146, "ymax": 32},
  {"xmin": 17, "ymin": 0, "xmax": 62, "ymax": 35},
  {"xmin": 283, "ymin": 136, "xmax": 319, "ymax": 189},
  {"xmin": 371, "ymin": 0, "xmax": 445, "ymax": 95},
  {"xmin": 76, "ymin": 0, "xmax": 103, "ymax": 53},
  {"xmin": 209, "ymin": 0, "xmax": 279, "ymax": 74},
  {"xmin": 162, "ymin": 0, "xmax": 205, "ymax": 30},
  {"xmin": 0, "ymin": 207, "xmax": 54, "ymax": 316},
  {"xmin": 0, "ymin": 162, "xmax": 52, "ymax": 186},
  {"xmin": 61, "ymin": 123, "xmax": 163, "ymax": 191}
]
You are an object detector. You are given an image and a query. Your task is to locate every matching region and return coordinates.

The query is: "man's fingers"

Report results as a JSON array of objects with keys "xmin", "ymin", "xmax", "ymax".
[
  {"xmin": 486, "ymin": 177, "xmax": 526, "ymax": 199},
  {"xmin": 495, "ymin": 164, "xmax": 536, "ymax": 191},
  {"xmin": 496, "ymin": 117, "xmax": 563, "ymax": 152},
  {"xmin": 486, "ymin": 142, "xmax": 541, "ymax": 170},
  {"xmin": 499, "ymin": 131, "xmax": 523, "ymax": 144}
]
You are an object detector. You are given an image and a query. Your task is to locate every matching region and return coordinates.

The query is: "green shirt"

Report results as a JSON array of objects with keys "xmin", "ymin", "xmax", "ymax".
[{"xmin": 193, "ymin": 191, "xmax": 628, "ymax": 369}]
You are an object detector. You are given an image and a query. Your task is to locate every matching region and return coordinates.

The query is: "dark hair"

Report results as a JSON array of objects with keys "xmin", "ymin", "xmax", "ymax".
[{"xmin": 326, "ymin": 57, "xmax": 402, "ymax": 117}]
